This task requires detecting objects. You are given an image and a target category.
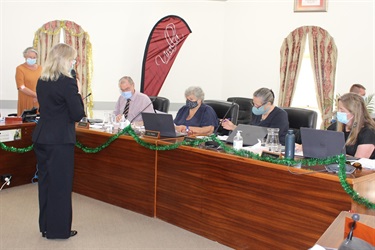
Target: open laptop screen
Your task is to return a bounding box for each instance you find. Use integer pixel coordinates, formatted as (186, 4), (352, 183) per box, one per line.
(226, 124), (268, 146)
(300, 127), (345, 158)
(141, 112), (186, 137)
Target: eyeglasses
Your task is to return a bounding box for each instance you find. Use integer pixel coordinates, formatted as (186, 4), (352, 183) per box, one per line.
(251, 100), (267, 109)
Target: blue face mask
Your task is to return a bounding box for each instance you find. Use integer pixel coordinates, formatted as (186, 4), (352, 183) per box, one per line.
(121, 91), (132, 99)
(252, 106), (267, 116)
(186, 99), (199, 109)
(336, 111), (352, 124)
(26, 58), (37, 66)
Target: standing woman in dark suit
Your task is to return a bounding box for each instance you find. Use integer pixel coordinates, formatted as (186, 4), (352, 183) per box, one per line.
(32, 43), (85, 239)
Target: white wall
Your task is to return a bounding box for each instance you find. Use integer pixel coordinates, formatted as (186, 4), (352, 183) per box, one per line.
(1, 0), (374, 117)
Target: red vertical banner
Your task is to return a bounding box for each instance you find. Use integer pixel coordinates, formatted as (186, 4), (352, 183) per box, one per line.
(140, 15), (192, 96)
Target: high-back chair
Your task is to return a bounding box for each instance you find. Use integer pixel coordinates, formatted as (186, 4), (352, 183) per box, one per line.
(149, 96), (170, 113)
(227, 97), (253, 125)
(204, 100), (239, 135)
(282, 107), (318, 144)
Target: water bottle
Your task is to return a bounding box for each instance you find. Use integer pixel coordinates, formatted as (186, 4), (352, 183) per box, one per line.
(233, 130), (243, 150)
(285, 129), (295, 159)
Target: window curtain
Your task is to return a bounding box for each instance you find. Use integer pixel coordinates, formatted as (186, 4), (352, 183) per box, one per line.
(279, 26), (337, 129)
(307, 26), (337, 129)
(33, 20), (93, 117)
(278, 26), (307, 107)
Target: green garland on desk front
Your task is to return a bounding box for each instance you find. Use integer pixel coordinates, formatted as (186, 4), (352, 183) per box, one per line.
(1, 125), (374, 210)
(0, 142), (33, 153)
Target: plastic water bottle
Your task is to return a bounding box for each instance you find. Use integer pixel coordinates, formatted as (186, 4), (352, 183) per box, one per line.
(285, 129), (295, 159)
(233, 130), (243, 150)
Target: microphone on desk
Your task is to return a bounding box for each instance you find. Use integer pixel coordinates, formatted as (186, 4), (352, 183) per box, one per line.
(205, 99), (236, 148)
(338, 213), (374, 250)
(346, 213), (360, 241)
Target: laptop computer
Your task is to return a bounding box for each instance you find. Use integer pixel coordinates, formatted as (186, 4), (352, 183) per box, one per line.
(300, 127), (346, 158)
(300, 127), (356, 174)
(141, 112), (187, 137)
(226, 124), (268, 146)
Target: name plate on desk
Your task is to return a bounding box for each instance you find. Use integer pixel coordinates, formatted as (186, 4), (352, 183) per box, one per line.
(184, 137), (197, 144)
(0, 129), (22, 142)
(76, 121), (89, 129)
(144, 130), (160, 139)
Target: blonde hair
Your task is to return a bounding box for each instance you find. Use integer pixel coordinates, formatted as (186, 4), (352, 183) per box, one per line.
(40, 43), (77, 81)
(337, 93), (375, 145)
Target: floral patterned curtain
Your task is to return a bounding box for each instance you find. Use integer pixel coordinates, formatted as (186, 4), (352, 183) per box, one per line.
(278, 26), (307, 107)
(307, 26), (337, 129)
(33, 20), (93, 117)
(279, 26), (337, 129)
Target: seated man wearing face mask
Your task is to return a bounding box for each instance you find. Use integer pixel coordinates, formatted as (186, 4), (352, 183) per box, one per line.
(114, 76), (154, 124)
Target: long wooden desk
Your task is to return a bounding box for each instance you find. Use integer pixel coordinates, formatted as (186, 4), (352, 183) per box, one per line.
(2, 124), (374, 249)
(74, 128), (375, 250)
(0, 122), (37, 187)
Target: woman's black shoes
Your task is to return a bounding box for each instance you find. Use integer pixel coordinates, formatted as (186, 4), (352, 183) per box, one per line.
(70, 230), (78, 237)
(42, 230), (77, 238)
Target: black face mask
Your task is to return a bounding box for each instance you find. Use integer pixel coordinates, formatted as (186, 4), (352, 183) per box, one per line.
(186, 99), (199, 109)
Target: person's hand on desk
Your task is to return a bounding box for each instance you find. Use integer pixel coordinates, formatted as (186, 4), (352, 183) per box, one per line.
(115, 114), (123, 122)
(175, 125), (188, 133)
(221, 119), (236, 131)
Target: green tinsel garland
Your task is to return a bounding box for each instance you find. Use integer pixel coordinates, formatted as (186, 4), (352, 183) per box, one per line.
(1, 125), (374, 210)
(0, 142), (33, 153)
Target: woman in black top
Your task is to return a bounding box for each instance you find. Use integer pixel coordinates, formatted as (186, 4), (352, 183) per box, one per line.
(333, 93), (375, 159)
(222, 88), (289, 145)
(32, 43), (85, 239)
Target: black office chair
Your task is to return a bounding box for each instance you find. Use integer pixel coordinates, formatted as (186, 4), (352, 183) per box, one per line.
(204, 100), (239, 136)
(149, 96), (170, 113)
(282, 107), (318, 144)
(227, 97), (253, 125)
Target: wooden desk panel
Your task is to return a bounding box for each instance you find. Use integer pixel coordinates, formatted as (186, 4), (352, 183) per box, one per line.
(0, 123), (37, 187)
(156, 146), (355, 250)
(74, 129), (157, 217)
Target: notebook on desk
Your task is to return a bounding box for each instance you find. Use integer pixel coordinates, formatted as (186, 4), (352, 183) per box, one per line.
(226, 124), (268, 146)
(141, 112), (187, 138)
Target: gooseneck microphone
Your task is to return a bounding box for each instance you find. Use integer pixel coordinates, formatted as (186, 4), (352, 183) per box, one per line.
(347, 213), (360, 241)
(213, 99), (236, 136)
(129, 101), (153, 124)
(205, 100), (236, 148)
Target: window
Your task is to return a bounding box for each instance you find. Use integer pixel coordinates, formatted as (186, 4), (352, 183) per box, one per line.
(291, 38), (321, 128)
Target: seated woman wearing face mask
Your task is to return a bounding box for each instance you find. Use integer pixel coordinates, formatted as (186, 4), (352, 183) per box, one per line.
(328, 93), (375, 159)
(174, 86), (218, 135)
(222, 87), (289, 145)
